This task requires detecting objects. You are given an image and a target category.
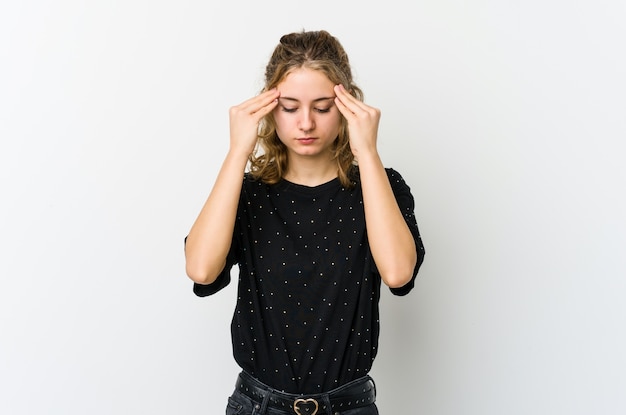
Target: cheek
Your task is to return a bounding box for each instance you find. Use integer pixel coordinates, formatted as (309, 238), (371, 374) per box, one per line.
(326, 113), (342, 135)
(272, 111), (291, 132)
(272, 113), (292, 144)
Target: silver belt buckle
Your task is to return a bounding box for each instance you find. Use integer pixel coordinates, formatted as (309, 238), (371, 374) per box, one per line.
(293, 397), (319, 415)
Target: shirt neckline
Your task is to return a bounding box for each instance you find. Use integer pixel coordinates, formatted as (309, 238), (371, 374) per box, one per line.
(276, 177), (341, 195)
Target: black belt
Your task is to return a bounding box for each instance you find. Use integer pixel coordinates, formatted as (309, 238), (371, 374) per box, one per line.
(234, 371), (376, 415)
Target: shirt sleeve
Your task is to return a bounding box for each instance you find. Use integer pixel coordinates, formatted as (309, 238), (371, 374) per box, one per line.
(385, 168), (426, 296)
(183, 235), (236, 297)
(192, 268), (232, 297)
(186, 178), (247, 297)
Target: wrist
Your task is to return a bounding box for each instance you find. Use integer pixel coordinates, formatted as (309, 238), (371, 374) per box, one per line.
(353, 148), (381, 166)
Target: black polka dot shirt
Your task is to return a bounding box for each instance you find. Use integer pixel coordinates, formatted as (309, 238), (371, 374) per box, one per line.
(193, 167), (425, 394)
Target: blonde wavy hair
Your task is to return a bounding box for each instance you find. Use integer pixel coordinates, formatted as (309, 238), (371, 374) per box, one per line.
(249, 30), (364, 188)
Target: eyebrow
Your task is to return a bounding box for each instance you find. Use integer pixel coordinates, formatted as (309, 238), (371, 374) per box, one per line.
(278, 97), (335, 104)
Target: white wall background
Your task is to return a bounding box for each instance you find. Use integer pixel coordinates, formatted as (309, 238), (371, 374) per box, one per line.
(1, 1), (624, 414)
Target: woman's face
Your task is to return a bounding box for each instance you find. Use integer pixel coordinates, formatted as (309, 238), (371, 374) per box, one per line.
(273, 67), (342, 161)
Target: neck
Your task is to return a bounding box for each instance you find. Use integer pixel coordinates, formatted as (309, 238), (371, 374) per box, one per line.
(284, 160), (337, 187)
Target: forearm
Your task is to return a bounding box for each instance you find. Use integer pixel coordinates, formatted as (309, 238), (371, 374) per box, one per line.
(358, 152), (417, 288)
(185, 150), (248, 284)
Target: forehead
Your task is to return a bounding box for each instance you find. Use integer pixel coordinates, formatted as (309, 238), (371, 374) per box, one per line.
(277, 68), (335, 101)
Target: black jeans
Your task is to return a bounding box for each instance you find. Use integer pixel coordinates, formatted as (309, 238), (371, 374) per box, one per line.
(225, 372), (379, 415)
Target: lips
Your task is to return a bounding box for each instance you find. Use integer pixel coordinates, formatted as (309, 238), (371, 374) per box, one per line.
(296, 137), (317, 144)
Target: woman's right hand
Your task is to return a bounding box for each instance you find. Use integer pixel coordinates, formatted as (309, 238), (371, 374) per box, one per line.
(228, 88), (280, 155)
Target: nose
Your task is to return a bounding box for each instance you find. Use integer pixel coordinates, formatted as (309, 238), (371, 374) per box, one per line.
(298, 110), (315, 133)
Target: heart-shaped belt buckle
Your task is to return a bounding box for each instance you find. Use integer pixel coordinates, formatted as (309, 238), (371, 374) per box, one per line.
(293, 398), (319, 415)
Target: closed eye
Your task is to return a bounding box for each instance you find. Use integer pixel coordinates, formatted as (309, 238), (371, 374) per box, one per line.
(281, 107), (332, 113)
(280, 105), (333, 114)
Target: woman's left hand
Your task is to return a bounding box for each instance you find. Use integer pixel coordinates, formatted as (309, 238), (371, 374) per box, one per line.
(334, 84), (381, 159)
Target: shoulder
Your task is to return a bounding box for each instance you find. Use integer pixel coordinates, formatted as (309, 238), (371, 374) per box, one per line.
(384, 167), (410, 187)
(383, 167), (415, 204)
(352, 165), (410, 187)
(239, 173), (269, 201)
(242, 172), (267, 188)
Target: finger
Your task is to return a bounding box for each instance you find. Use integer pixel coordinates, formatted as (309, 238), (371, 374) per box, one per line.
(334, 84), (368, 113)
(249, 89), (280, 114)
(334, 95), (356, 120)
(239, 89), (280, 114)
(254, 96), (279, 118)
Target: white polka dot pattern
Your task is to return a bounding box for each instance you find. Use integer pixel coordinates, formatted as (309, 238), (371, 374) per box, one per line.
(193, 167), (425, 394)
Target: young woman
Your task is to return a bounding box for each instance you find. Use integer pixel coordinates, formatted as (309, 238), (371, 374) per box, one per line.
(185, 30), (425, 415)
